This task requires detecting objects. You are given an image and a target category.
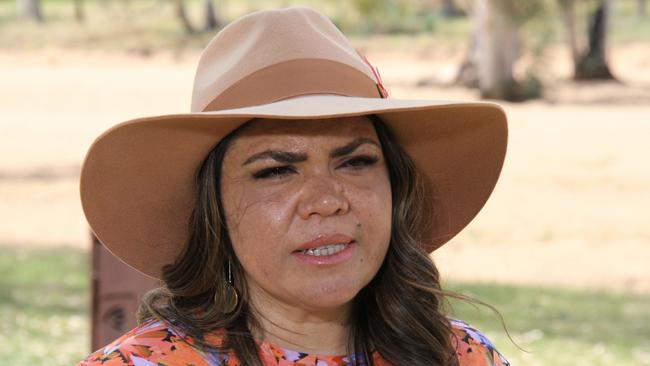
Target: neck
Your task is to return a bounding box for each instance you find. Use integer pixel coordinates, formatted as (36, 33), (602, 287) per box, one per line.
(246, 281), (353, 356)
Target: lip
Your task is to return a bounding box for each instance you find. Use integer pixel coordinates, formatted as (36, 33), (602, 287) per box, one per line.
(292, 240), (357, 266)
(292, 233), (356, 266)
(293, 233), (355, 252)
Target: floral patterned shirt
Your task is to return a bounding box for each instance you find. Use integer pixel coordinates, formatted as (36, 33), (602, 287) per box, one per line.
(76, 318), (509, 366)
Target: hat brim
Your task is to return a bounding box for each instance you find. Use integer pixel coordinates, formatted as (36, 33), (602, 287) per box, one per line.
(80, 94), (507, 279)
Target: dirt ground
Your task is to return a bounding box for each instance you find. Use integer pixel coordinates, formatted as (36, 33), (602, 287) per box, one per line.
(1, 42), (649, 293)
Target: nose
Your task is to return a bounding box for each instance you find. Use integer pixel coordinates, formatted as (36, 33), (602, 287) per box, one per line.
(297, 175), (350, 219)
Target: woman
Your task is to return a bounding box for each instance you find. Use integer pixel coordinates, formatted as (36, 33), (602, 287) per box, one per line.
(77, 6), (510, 366)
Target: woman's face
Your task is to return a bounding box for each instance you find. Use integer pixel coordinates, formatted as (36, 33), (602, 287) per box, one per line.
(220, 116), (392, 313)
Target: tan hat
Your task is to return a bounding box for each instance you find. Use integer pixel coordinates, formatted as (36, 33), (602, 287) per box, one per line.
(80, 6), (508, 279)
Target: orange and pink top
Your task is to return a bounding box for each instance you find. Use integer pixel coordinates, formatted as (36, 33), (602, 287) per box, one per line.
(77, 318), (509, 366)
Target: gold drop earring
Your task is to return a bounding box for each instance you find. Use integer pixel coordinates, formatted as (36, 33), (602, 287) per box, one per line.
(221, 260), (239, 314)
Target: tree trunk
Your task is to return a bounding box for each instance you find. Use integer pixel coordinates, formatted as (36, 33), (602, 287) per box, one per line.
(638, 0), (646, 17)
(203, 0), (220, 31)
(454, 28), (479, 88)
(17, 0), (44, 22)
(472, 0), (522, 100)
(574, 0), (615, 80)
(559, 0), (580, 65)
(441, 0), (464, 18)
(73, 0), (85, 22)
(175, 0), (195, 34)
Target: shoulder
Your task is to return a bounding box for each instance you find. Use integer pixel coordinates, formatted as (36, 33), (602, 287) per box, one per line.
(449, 318), (510, 366)
(75, 318), (233, 366)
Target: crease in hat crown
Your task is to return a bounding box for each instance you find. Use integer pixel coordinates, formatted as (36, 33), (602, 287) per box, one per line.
(191, 7), (382, 113)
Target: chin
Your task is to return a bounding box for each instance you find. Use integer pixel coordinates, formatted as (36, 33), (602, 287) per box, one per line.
(297, 277), (367, 310)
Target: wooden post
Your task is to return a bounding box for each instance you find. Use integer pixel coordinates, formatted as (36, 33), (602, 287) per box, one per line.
(90, 234), (159, 351)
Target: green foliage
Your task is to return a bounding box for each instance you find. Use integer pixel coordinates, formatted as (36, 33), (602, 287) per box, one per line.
(0, 245), (90, 365)
(1, 0), (648, 54)
(347, 0), (439, 34)
(445, 281), (650, 365)
(519, 72), (545, 100)
(497, 0), (549, 27)
(610, 0), (650, 43)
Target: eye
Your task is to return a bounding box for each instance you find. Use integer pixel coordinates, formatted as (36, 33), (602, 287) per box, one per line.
(252, 166), (296, 180)
(339, 155), (379, 169)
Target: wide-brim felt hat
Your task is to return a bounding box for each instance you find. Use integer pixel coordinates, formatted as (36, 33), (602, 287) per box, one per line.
(80, 6), (508, 280)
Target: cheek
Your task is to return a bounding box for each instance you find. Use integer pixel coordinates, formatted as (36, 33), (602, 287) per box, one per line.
(359, 184), (391, 224)
(352, 172), (392, 222)
(349, 176), (392, 254)
(222, 186), (295, 272)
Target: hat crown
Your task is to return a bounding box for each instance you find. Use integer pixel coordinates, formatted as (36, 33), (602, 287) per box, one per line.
(191, 7), (382, 112)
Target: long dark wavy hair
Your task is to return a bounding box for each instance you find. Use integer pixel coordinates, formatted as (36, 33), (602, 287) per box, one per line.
(137, 114), (484, 365)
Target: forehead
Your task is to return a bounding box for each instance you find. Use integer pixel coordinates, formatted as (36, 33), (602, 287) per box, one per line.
(231, 116), (377, 141)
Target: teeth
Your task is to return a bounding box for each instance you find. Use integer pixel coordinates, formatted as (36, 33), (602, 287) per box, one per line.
(303, 243), (347, 256)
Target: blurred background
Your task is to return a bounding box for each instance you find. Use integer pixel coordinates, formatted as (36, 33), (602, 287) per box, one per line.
(1, 0), (649, 365)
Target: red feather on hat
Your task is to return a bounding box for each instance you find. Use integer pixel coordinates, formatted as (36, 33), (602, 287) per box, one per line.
(359, 53), (390, 99)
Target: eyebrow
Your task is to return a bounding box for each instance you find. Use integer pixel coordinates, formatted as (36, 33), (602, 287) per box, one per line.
(242, 137), (380, 166)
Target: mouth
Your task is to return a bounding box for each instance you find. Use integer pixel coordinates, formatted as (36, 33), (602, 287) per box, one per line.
(293, 233), (355, 257)
(299, 242), (353, 257)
